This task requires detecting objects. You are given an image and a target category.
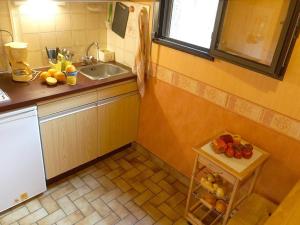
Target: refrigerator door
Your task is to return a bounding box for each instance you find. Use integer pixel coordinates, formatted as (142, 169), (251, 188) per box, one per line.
(0, 106), (46, 212)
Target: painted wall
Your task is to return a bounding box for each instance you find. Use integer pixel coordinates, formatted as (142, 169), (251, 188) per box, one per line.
(137, 33), (300, 203)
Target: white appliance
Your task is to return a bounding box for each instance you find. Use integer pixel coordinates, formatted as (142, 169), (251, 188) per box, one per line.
(0, 106), (46, 212)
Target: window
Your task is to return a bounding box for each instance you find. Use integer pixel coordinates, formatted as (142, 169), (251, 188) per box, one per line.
(168, 0), (219, 48)
(153, 0), (219, 60)
(154, 0), (300, 79)
(211, 0), (300, 79)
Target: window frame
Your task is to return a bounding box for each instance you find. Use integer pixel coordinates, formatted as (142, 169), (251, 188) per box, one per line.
(152, 0), (214, 61)
(153, 0), (300, 79)
(210, 0), (300, 80)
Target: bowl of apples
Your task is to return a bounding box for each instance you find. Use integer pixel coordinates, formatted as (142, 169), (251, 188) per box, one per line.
(211, 134), (253, 159)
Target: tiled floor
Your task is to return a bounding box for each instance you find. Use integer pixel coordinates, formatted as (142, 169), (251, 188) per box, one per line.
(0, 147), (190, 225)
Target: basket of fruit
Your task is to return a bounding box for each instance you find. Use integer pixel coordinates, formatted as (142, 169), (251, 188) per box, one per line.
(211, 134), (253, 159)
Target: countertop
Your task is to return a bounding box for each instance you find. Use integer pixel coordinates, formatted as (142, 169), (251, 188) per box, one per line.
(0, 63), (136, 113)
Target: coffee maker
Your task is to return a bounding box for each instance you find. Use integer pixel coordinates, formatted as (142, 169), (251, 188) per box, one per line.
(4, 42), (32, 82)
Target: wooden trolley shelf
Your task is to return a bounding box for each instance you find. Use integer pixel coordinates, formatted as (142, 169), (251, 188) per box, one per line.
(185, 132), (269, 225)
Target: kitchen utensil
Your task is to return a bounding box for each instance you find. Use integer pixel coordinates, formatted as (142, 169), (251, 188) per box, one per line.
(112, 2), (129, 38)
(55, 47), (60, 61)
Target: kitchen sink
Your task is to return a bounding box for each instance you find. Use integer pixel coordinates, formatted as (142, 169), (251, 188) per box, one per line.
(80, 63), (129, 80)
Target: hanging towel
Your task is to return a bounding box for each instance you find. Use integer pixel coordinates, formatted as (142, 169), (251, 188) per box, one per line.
(132, 7), (150, 97)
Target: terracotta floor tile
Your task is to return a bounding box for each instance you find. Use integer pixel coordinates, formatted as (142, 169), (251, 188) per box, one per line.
(37, 209), (65, 225)
(0, 207), (30, 225)
(1, 147), (189, 225)
(73, 198), (95, 217)
(19, 208), (48, 225)
(124, 201), (146, 220)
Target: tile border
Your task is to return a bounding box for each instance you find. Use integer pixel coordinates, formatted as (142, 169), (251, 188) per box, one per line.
(151, 63), (300, 142)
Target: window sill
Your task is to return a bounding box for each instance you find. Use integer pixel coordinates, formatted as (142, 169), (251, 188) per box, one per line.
(153, 38), (214, 61)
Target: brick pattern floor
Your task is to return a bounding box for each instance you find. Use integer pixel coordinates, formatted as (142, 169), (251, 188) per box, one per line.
(0, 147), (190, 225)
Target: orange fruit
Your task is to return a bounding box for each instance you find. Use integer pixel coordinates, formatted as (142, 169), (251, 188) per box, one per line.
(46, 77), (57, 86)
(65, 65), (76, 73)
(54, 71), (66, 83)
(40, 71), (51, 82)
(48, 68), (57, 77)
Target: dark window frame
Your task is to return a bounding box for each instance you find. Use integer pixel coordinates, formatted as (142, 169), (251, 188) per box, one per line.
(153, 0), (300, 80)
(210, 0), (300, 80)
(152, 0), (214, 61)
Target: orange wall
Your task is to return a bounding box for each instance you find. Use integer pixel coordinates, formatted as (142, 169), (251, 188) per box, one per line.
(137, 38), (300, 203)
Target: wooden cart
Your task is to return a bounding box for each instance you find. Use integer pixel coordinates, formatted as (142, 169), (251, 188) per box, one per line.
(185, 133), (269, 225)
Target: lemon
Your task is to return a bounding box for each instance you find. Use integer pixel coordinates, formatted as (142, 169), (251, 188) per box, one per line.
(46, 77), (57, 86)
(48, 68), (57, 77)
(65, 65), (76, 73)
(40, 71), (51, 82)
(54, 71), (66, 83)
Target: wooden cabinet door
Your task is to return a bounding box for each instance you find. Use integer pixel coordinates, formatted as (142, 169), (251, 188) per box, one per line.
(98, 93), (140, 156)
(40, 106), (98, 179)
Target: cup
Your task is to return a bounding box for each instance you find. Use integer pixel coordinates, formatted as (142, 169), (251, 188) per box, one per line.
(66, 70), (78, 85)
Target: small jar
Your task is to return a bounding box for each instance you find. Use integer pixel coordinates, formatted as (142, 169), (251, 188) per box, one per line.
(66, 71), (78, 85)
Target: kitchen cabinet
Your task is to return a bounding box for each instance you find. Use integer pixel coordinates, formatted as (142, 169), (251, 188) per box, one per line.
(39, 91), (98, 179)
(98, 91), (140, 156)
(38, 81), (139, 179)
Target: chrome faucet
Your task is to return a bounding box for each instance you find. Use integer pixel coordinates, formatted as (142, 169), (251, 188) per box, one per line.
(82, 42), (100, 65)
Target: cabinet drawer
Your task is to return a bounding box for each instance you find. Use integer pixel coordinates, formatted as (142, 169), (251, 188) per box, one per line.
(98, 81), (137, 101)
(198, 156), (236, 184)
(38, 91), (97, 117)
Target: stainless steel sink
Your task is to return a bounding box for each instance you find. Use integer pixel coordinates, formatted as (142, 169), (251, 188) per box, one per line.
(80, 63), (128, 80)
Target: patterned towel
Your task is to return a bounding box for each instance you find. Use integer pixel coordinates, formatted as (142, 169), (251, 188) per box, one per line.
(132, 7), (150, 97)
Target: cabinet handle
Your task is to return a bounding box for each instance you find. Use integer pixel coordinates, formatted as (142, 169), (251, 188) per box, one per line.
(97, 91), (139, 106)
(39, 102), (97, 123)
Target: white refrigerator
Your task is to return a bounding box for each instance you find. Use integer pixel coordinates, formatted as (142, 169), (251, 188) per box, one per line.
(0, 106), (46, 212)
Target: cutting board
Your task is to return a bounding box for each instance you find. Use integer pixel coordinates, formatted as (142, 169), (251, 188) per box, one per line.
(112, 2), (129, 38)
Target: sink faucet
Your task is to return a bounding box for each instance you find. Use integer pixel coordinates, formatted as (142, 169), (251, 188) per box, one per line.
(82, 42), (100, 65)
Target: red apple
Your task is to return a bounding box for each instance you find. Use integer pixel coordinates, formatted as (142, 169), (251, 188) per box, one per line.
(242, 144), (253, 159)
(234, 150), (243, 159)
(225, 144), (234, 158)
(219, 134), (234, 144)
(242, 149), (253, 159)
(211, 138), (227, 154)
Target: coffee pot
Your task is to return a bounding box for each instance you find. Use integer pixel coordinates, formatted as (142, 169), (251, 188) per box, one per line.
(4, 42), (32, 82)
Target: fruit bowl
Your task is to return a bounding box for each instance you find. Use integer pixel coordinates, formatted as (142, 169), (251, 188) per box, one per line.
(211, 134), (254, 159)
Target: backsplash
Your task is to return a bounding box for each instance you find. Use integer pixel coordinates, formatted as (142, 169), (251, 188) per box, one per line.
(0, 1), (148, 72)
(107, 2), (149, 68)
(0, 1), (108, 70)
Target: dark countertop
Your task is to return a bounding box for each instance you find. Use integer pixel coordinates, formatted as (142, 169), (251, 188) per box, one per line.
(0, 63), (136, 113)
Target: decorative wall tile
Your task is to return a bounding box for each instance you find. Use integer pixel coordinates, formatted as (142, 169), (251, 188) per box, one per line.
(203, 86), (228, 108)
(156, 66), (173, 84)
(226, 95), (263, 122)
(172, 72), (199, 95)
(154, 64), (300, 142)
(266, 111), (300, 140)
